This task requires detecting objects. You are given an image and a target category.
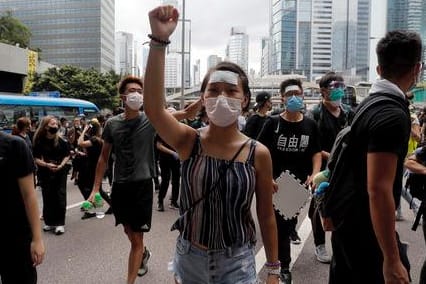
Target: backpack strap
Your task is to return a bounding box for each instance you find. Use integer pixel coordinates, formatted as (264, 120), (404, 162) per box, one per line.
(350, 93), (407, 127)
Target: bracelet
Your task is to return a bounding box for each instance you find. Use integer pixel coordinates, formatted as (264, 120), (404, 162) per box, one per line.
(148, 34), (170, 46)
(149, 41), (167, 50)
(264, 260), (281, 268)
(264, 266), (281, 276)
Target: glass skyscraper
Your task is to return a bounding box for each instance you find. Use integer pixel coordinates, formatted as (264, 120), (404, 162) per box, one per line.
(0, 0), (115, 72)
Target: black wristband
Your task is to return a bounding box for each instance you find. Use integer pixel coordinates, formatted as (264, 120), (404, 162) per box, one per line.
(148, 34), (171, 45)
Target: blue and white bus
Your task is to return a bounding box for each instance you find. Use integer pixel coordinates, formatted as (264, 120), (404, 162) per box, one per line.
(0, 94), (99, 131)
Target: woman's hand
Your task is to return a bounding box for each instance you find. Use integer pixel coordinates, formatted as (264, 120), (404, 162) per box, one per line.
(148, 5), (179, 42)
(31, 239), (45, 267)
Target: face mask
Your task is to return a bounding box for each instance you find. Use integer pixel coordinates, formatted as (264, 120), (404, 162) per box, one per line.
(125, 92), (143, 111)
(330, 99), (341, 107)
(286, 95), (304, 112)
(329, 88), (345, 101)
(204, 95), (242, 127)
(48, 127), (58, 134)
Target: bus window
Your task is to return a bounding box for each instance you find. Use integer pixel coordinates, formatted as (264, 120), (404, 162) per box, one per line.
(44, 106), (78, 121)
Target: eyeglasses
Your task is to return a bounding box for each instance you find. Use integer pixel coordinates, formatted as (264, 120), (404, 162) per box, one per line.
(126, 88), (143, 94)
(328, 81), (346, 90)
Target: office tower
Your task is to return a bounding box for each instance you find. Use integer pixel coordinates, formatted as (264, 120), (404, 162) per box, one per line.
(332, 0), (357, 74)
(162, 0), (191, 88)
(115, 31), (134, 76)
(226, 27), (249, 73)
(261, 37), (272, 77)
(207, 55), (222, 70)
(269, 0), (315, 79)
(0, 0), (115, 72)
(193, 59), (200, 86)
(356, 0), (371, 79)
(387, 0), (426, 80)
(310, 0), (333, 81)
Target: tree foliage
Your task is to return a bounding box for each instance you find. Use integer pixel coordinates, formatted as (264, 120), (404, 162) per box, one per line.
(0, 11), (31, 48)
(30, 65), (121, 109)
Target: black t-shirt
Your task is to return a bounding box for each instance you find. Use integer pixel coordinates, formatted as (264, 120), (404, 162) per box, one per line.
(259, 115), (321, 180)
(309, 103), (353, 153)
(350, 95), (410, 219)
(0, 132), (36, 242)
(155, 134), (176, 160)
(243, 113), (270, 140)
(33, 136), (70, 180)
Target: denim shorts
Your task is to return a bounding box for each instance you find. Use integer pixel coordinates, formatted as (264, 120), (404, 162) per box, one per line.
(169, 236), (257, 284)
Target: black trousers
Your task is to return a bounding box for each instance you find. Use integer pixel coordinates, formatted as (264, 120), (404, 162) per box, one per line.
(0, 240), (37, 284)
(158, 156), (180, 204)
(308, 198), (326, 246)
(420, 213), (426, 284)
(40, 170), (67, 226)
(329, 222), (410, 284)
(275, 210), (297, 269)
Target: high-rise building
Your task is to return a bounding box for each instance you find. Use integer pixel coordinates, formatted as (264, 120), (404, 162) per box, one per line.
(0, 0), (115, 72)
(193, 59), (200, 86)
(310, 0), (333, 81)
(115, 31), (134, 76)
(332, 0), (357, 74)
(162, 0), (191, 88)
(387, 0), (426, 80)
(356, 0), (371, 79)
(226, 27), (249, 73)
(207, 55), (222, 70)
(268, 0), (316, 80)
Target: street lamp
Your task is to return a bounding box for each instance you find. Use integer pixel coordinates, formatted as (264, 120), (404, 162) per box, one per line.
(180, 0), (186, 110)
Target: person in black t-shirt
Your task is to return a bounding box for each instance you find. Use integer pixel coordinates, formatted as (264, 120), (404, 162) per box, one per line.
(328, 30), (422, 284)
(243, 91), (272, 140)
(306, 72), (354, 264)
(33, 116), (70, 235)
(0, 132), (45, 284)
(77, 118), (112, 219)
(259, 79), (321, 283)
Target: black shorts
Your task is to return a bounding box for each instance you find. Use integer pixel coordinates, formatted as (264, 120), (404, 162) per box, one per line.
(111, 179), (153, 232)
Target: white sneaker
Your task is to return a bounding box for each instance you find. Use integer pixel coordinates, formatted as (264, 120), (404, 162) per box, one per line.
(43, 225), (54, 231)
(315, 244), (331, 263)
(395, 210), (404, 221)
(55, 226), (65, 235)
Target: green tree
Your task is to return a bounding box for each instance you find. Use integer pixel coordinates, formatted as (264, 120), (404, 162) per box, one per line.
(0, 11), (31, 48)
(30, 65), (121, 109)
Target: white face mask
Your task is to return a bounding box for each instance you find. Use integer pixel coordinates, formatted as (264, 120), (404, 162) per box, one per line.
(204, 95), (242, 127)
(125, 92), (143, 111)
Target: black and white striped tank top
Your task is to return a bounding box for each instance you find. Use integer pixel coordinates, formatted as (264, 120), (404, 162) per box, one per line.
(179, 135), (258, 249)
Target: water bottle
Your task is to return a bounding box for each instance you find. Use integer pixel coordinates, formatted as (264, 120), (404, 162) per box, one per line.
(94, 193), (105, 219)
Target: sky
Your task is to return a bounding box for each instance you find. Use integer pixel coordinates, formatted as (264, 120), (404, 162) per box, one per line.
(115, 0), (270, 76)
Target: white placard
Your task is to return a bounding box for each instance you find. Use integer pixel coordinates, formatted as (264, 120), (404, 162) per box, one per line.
(273, 171), (311, 219)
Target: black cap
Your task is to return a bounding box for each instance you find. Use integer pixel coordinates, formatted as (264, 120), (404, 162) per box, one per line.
(255, 92), (272, 105)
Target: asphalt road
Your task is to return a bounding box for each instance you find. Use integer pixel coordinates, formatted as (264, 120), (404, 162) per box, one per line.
(34, 178), (425, 284)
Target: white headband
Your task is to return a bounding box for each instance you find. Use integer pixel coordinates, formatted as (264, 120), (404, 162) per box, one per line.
(284, 85), (301, 94)
(208, 70), (239, 85)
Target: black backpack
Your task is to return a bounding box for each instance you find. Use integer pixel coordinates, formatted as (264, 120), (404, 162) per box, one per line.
(405, 173), (426, 201)
(319, 93), (409, 231)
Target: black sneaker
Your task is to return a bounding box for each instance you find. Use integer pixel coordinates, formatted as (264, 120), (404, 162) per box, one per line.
(290, 230), (301, 245)
(280, 269), (292, 284)
(137, 247), (151, 277)
(169, 202), (179, 210)
(157, 201), (164, 212)
(81, 212), (96, 220)
(105, 207), (113, 215)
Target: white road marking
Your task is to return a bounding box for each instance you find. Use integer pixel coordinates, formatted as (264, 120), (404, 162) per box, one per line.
(255, 213), (312, 273)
